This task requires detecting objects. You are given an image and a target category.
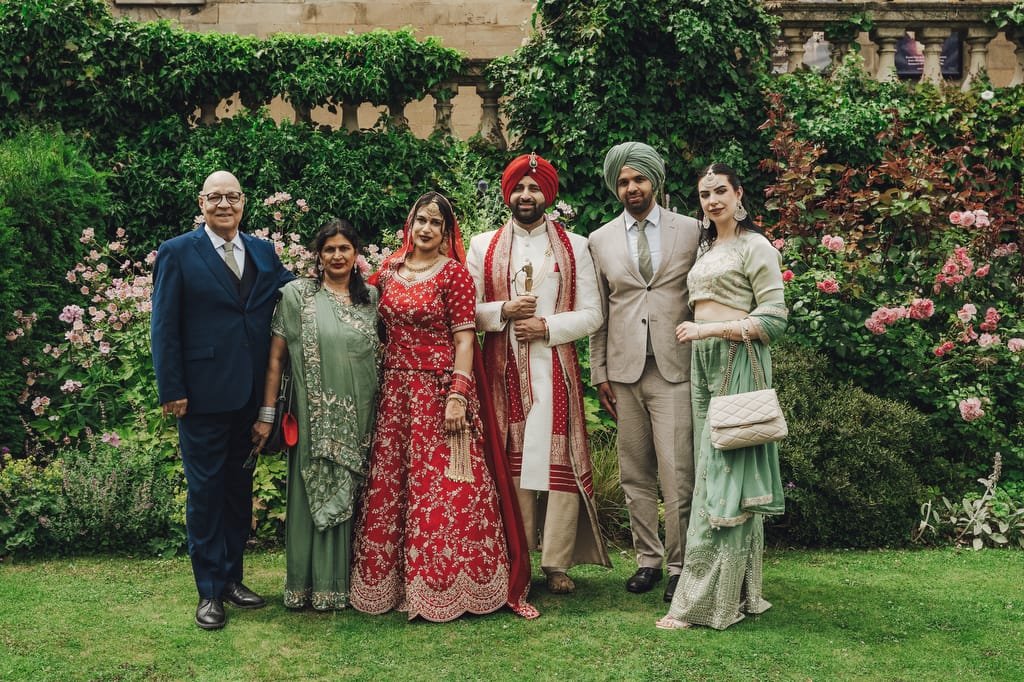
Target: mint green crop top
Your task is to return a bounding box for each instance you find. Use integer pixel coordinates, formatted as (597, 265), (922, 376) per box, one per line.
(687, 231), (787, 320)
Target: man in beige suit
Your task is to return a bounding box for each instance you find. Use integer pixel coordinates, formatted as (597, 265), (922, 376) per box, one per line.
(588, 142), (699, 602)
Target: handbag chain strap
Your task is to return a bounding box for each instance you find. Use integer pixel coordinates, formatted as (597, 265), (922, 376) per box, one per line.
(716, 320), (768, 397)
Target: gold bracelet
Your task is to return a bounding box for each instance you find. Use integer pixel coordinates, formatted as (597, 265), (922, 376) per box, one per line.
(696, 325), (702, 340)
(721, 322), (731, 340)
(447, 393), (468, 406)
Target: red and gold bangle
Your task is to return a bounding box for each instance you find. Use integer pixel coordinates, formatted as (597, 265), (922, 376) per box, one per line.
(450, 371), (473, 397)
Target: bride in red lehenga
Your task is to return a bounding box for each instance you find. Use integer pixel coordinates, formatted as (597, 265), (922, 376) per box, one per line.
(350, 191), (538, 622)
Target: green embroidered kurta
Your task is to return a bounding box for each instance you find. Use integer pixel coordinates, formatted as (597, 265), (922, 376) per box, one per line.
(271, 278), (379, 610)
(666, 232), (787, 630)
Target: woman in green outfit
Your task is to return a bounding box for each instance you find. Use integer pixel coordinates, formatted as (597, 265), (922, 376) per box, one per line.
(656, 164), (787, 630)
(254, 219), (379, 610)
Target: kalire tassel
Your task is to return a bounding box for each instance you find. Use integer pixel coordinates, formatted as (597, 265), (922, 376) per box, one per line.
(444, 427), (474, 483)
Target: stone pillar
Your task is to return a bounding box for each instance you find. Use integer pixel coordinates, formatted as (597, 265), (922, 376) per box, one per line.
(782, 27), (809, 73)
(962, 26), (998, 91)
(871, 27), (907, 82)
(431, 83), (457, 137)
(476, 82), (507, 150)
(341, 102), (359, 133)
(919, 27), (949, 84)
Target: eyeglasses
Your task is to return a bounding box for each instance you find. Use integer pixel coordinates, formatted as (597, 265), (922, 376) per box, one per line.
(201, 191), (244, 206)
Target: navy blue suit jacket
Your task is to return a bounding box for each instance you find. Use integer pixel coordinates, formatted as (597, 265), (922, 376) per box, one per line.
(150, 225), (294, 415)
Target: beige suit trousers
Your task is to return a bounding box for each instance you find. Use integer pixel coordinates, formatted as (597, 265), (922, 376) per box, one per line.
(613, 356), (694, 575)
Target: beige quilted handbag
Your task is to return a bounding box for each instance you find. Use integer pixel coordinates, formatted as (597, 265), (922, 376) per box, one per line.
(707, 325), (788, 451)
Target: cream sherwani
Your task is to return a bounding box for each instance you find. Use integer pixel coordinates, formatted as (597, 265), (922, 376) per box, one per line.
(467, 219), (610, 572)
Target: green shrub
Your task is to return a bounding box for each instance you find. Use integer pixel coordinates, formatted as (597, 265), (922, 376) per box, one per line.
(769, 343), (937, 548)
(50, 435), (184, 556)
(0, 451), (64, 556)
(0, 128), (110, 453)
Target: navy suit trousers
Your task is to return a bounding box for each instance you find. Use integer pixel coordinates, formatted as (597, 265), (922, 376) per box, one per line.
(178, 398), (258, 599)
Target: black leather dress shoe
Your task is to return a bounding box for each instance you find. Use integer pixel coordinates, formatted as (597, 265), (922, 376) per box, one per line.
(196, 598), (226, 630)
(626, 567), (663, 593)
(222, 582), (266, 609)
(663, 574), (680, 602)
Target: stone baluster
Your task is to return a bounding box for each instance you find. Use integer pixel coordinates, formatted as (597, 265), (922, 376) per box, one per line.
(918, 27), (949, 84)
(871, 27), (907, 82)
(1010, 28), (1024, 87)
(962, 26), (998, 91)
(476, 82), (507, 150)
(341, 102), (359, 133)
(830, 39), (852, 70)
(431, 83), (457, 137)
(387, 99), (409, 132)
(293, 102), (312, 125)
(199, 99), (219, 126)
(782, 26), (809, 73)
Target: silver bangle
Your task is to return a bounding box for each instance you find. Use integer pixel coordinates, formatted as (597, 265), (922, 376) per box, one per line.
(257, 406), (277, 423)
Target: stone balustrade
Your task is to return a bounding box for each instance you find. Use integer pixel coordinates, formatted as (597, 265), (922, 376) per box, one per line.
(771, 1), (1024, 89)
(111, 1), (1024, 141)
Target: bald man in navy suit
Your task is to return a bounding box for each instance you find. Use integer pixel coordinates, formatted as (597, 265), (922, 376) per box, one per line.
(151, 170), (293, 629)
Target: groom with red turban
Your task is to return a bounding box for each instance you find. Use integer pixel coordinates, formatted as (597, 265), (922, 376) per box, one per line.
(467, 153), (611, 594)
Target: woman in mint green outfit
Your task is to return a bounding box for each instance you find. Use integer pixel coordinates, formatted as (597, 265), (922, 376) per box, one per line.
(657, 164), (787, 630)
(254, 219), (379, 610)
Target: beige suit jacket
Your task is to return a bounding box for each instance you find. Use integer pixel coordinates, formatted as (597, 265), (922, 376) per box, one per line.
(588, 207), (700, 385)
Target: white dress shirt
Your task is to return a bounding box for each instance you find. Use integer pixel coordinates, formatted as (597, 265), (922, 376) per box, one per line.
(205, 224), (246, 277)
(622, 203), (662, 274)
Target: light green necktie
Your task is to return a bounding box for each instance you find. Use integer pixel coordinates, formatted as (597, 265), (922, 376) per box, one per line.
(222, 241), (242, 279)
(636, 219), (653, 283)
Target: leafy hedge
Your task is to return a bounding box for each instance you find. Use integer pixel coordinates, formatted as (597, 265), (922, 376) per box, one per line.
(489, 0), (778, 228)
(0, 0), (462, 141)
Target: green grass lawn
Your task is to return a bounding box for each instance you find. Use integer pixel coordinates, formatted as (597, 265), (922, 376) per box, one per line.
(1, 548), (1021, 681)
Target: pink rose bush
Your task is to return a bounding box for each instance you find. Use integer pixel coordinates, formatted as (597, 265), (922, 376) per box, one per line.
(15, 194), (392, 449)
(958, 398), (985, 422)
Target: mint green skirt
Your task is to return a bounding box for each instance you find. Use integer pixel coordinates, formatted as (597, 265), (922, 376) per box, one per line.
(666, 334), (784, 629)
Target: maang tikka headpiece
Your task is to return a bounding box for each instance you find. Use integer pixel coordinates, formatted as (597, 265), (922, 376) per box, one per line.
(700, 167), (718, 189)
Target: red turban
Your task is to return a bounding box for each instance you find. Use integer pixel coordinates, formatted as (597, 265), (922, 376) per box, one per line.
(501, 153), (559, 206)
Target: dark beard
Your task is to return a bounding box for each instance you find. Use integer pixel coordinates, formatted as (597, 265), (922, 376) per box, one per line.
(512, 201), (546, 226)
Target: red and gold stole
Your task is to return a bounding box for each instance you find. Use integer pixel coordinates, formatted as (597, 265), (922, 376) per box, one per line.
(480, 219), (593, 496)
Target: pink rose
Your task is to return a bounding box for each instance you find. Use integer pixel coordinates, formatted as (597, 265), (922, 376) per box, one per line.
(960, 212), (976, 227)
(908, 298), (935, 320)
(948, 211), (963, 225)
(826, 236), (844, 252)
(816, 278), (840, 294)
(958, 397), (984, 422)
(974, 210), (990, 228)
(782, 269), (794, 283)
(933, 341), (955, 357)
(773, 238), (785, 250)
(974, 264), (990, 278)
(865, 317), (887, 335)
(1007, 338), (1024, 353)
(977, 334), (1000, 348)
(957, 304), (978, 323)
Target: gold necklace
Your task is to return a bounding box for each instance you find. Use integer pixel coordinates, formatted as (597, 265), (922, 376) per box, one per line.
(403, 256), (441, 280)
(323, 281), (351, 301)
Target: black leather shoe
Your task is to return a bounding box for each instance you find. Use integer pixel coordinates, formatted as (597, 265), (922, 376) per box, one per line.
(626, 567), (663, 593)
(222, 582), (266, 609)
(195, 598), (225, 630)
(663, 574), (680, 602)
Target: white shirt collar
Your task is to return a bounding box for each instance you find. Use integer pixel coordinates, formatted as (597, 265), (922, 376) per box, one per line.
(623, 203), (661, 230)
(204, 224), (243, 250)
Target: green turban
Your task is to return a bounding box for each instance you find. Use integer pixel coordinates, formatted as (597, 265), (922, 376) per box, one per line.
(602, 142), (666, 197)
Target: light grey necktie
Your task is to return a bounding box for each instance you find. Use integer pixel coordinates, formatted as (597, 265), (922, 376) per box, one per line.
(636, 219), (653, 283)
(222, 241), (242, 279)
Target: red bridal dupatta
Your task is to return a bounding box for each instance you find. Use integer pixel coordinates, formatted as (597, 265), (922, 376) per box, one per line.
(369, 193), (537, 619)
